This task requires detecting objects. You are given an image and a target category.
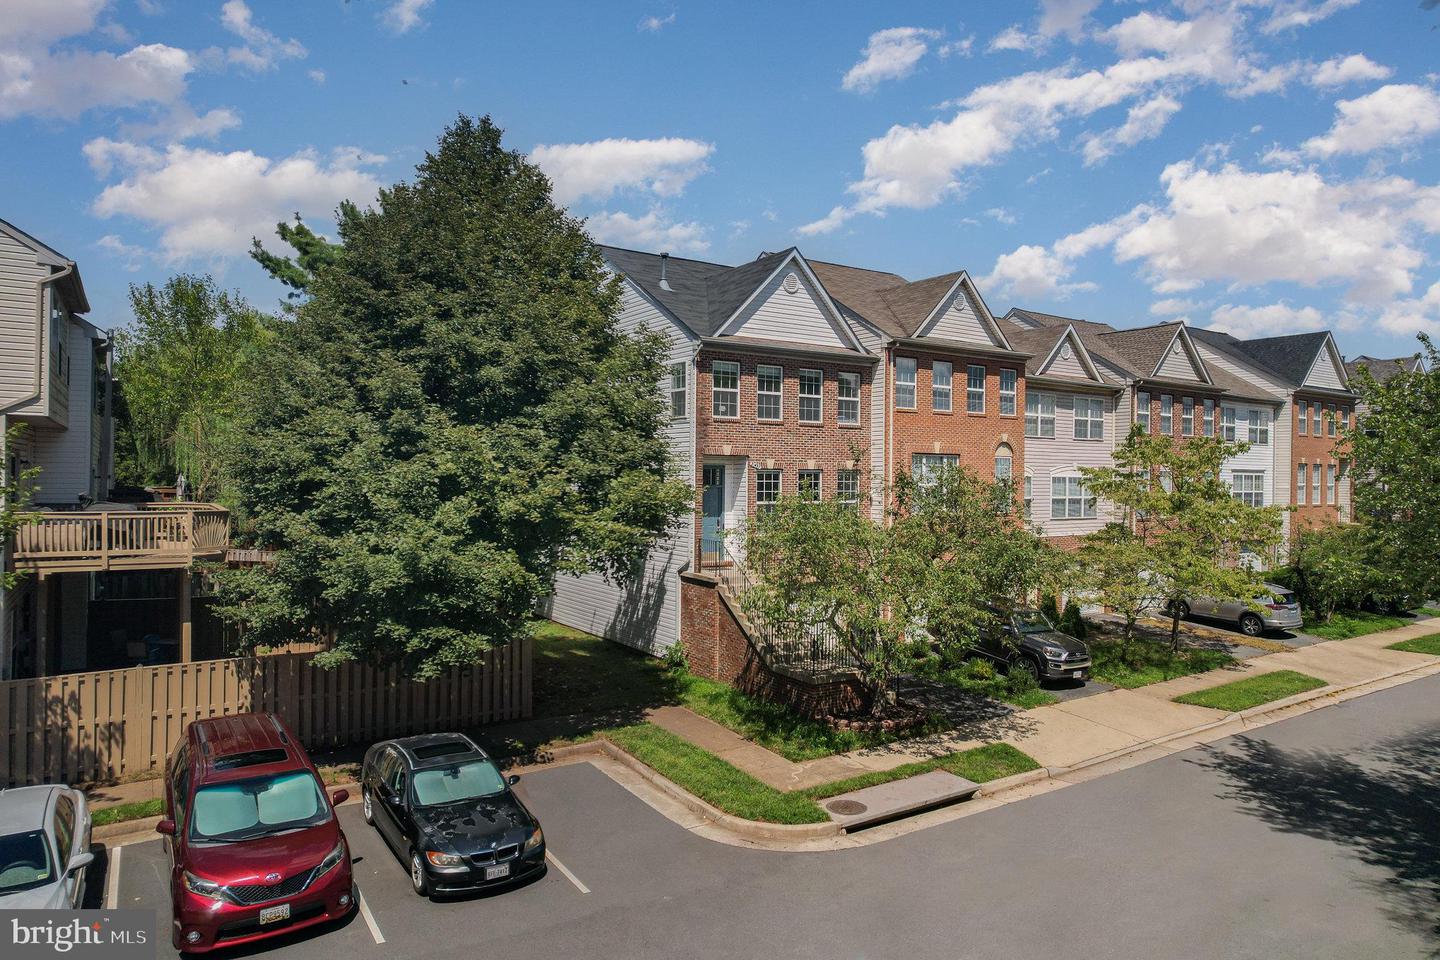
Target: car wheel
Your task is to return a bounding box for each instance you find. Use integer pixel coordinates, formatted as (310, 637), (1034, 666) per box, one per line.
(1239, 613), (1264, 637)
(1172, 600), (1191, 619)
(409, 850), (430, 898)
(362, 788), (374, 825)
(1013, 656), (1041, 683)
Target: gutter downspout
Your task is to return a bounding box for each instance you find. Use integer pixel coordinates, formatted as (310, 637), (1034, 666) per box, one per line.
(0, 262), (74, 416)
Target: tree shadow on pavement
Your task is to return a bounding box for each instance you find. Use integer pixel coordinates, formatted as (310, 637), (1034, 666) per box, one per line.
(1192, 726), (1440, 953)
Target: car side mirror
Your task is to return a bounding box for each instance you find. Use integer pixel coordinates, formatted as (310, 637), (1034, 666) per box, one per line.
(387, 792), (403, 805)
(155, 819), (176, 836)
(68, 851), (95, 874)
(507, 774), (520, 786)
(330, 789), (349, 807)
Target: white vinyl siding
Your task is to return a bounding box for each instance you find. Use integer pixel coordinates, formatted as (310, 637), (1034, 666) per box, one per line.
(1303, 347), (1346, 390)
(756, 364), (782, 421)
(931, 360), (952, 413)
(919, 282), (1005, 346)
(895, 357), (917, 409)
(723, 264), (853, 350)
(0, 233), (54, 416)
(29, 321), (104, 504)
(1156, 337), (1204, 381)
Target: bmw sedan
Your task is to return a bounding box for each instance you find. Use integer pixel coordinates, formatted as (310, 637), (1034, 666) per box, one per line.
(0, 785), (94, 909)
(360, 734), (544, 898)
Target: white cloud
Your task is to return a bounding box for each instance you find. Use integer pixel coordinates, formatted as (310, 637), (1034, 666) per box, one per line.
(308, 68), (326, 84)
(938, 36), (974, 59)
(1302, 84), (1440, 157)
(0, 0), (106, 45)
(638, 13), (676, 33)
(96, 233), (146, 271)
(583, 209), (708, 254)
(797, 204), (856, 237)
(983, 243), (1096, 299)
(1259, 0), (1363, 35)
(0, 42), (194, 120)
(1038, 0), (1101, 41)
(1307, 53), (1391, 89)
(122, 104), (242, 142)
(87, 139), (383, 261)
(1081, 93), (1182, 166)
(985, 207), (1017, 225)
(220, 0), (305, 72)
(1206, 302), (1325, 337)
(842, 27), (940, 93)
(1377, 280), (1440, 335)
(531, 137), (713, 206)
(1150, 297), (1198, 315)
(381, 0), (433, 35)
(987, 26), (1042, 54)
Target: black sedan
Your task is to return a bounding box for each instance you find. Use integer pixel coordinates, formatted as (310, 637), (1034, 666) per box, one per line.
(360, 733), (545, 898)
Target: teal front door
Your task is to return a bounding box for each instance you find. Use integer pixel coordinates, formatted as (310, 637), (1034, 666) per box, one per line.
(701, 465), (725, 564)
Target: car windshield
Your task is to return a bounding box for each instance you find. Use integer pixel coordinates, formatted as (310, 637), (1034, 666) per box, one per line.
(189, 771), (330, 843)
(0, 830), (54, 894)
(1010, 610), (1055, 634)
(411, 760), (506, 807)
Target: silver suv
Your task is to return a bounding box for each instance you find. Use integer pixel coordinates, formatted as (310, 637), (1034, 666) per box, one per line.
(1174, 582), (1303, 636)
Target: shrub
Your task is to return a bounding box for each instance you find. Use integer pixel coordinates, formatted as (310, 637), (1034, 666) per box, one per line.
(1059, 600), (1088, 640)
(1288, 525), (1423, 620)
(1039, 593), (1061, 625)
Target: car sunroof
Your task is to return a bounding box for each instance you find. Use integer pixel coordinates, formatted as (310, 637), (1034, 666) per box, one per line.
(411, 741), (471, 760)
(212, 748), (288, 769)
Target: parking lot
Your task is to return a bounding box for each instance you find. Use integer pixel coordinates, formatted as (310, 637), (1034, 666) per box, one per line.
(91, 675), (1440, 960)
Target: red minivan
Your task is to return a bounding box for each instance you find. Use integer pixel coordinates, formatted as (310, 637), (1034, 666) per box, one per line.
(159, 713), (353, 953)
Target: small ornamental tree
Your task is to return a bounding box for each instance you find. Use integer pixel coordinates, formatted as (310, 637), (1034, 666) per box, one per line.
(741, 465), (1060, 711)
(1344, 334), (1440, 604)
(1080, 430), (1284, 652)
(0, 424), (38, 593)
(215, 116), (690, 677)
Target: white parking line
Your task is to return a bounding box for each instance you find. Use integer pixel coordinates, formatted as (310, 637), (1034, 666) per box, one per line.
(545, 851), (590, 894)
(356, 885), (386, 944)
(104, 845), (122, 909)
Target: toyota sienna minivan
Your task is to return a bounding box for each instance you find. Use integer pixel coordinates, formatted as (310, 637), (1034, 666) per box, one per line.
(159, 713), (353, 953)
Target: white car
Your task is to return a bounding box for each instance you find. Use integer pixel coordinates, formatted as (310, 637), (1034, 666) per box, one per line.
(0, 785), (93, 909)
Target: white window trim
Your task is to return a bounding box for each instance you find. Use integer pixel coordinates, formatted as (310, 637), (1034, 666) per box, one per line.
(1136, 392), (1151, 432)
(1297, 400), (1308, 435)
(1050, 474), (1097, 520)
(1181, 397), (1194, 436)
(895, 357), (917, 410)
(932, 360), (953, 413)
(966, 364), (986, 414)
(798, 368), (823, 423)
(1026, 391), (1055, 439)
(1203, 397), (1215, 437)
(712, 360), (740, 419)
(1160, 394), (1173, 435)
(755, 468), (781, 511)
(1074, 395), (1104, 441)
(836, 468), (860, 505)
(756, 363), (783, 422)
(1230, 470), (1265, 508)
(1221, 406), (1237, 442)
(798, 468), (822, 500)
(999, 368), (1018, 416)
(837, 371), (861, 425)
(669, 361), (687, 419)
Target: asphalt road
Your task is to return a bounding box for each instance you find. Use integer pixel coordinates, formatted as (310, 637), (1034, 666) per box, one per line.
(112, 673), (1440, 960)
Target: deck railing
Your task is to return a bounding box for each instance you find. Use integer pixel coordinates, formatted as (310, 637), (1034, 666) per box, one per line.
(11, 503), (231, 572)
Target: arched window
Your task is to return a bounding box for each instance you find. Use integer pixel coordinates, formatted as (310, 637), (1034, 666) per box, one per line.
(994, 443), (1013, 481)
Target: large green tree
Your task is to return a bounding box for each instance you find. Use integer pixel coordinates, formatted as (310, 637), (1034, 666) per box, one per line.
(250, 213), (346, 299)
(1345, 335), (1440, 603)
(113, 276), (275, 503)
(215, 115), (690, 677)
(1080, 431), (1284, 651)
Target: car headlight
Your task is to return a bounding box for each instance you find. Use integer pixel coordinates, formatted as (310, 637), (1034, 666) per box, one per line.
(1043, 646), (1067, 660)
(182, 871), (226, 901)
(425, 850), (466, 869)
(316, 839), (347, 877)
(523, 827), (543, 854)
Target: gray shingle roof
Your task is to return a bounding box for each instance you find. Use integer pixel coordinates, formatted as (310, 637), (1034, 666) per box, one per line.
(601, 246), (730, 336)
(1189, 328), (1337, 389)
(1344, 354), (1420, 384)
(1097, 324), (1191, 379)
(702, 249), (795, 333)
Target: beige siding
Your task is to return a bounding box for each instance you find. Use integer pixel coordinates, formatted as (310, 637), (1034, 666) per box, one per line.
(920, 283), (1003, 347)
(0, 233), (44, 409)
(1155, 337), (1204, 381)
(29, 320), (101, 504)
(1028, 391), (1117, 538)
(1304, 349), (1346, 390)
(1040, 342), (1090, 380)
(724, 265), (853, 350)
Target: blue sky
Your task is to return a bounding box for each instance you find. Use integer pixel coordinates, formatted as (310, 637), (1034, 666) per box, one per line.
(3, 0), (1439, 359)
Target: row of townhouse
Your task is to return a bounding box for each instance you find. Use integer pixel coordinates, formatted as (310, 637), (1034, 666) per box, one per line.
(545, 244), (1368, 656)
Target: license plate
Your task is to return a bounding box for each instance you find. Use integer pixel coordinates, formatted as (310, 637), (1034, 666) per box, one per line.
(258, 903), (290, 925)
(485, 863), (510, 881)
(1072, 670), (1083, 679)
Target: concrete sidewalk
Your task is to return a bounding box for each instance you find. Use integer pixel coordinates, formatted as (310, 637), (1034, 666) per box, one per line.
(646, 616), (1440, 791)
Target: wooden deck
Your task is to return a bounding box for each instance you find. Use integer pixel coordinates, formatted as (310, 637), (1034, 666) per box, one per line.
(11, 503), (231, 573)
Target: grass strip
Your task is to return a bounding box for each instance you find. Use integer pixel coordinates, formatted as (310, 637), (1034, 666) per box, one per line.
(803, 743), (1040, 801)
(1304, 609), (1414, 640)
(1173, 670), (1326, 712)
(91, 798), (163, 827)
(1387, 632), (1440, 656)
(603, 724), (828, 824)
(1089, 640), (1236, 689)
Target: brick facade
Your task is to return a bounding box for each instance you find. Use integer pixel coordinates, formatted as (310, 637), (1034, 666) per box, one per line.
(1290, 392), (1354, 535)
(1132, 388), (1222, 440)
(888, 347), (1025, 488)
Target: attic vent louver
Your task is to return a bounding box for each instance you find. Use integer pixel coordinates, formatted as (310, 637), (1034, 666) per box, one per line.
(782, 272), (800, 295)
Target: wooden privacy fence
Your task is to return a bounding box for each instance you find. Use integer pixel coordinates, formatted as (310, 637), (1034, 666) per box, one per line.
(0, 636), (531, 788)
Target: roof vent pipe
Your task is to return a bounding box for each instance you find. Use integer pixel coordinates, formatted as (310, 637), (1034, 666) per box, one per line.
(658, 252), (672, 291)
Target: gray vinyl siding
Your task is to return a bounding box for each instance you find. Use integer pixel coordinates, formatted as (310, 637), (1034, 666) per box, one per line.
(848, 319), (887, 522)
(30, 320), (100, 505)
(1027, 391), (1117, 538)
(1303, 350), (1346, 390)
(1155, 339), (1204, 381)
(0, 233), (45, 410)
(1041, 346), (1089, 380)
(919, 282), (1002, 346)
(544, 279), (695, 654)
(724, 266), (853, 350)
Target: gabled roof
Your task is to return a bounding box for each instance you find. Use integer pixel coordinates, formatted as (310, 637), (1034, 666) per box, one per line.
(0, 217), (90, 313)
(999, 319), (1117, 385)
(706, 248), (797, 332)
(1345, 353), (1424, 384)
(1189, 328), (1340, 390)
(1098, 323), (1210, 385)
(808, 260), (1012, 349)
(807, 260), (908, 336)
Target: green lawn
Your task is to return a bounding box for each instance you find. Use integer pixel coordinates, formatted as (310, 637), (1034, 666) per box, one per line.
(530, 620), (679, 719)
(802, 743), (1040, 801)
(92, 798), (163, 827)
(922, 658), (1059, 710)
(1417, 607), (1440, 619)
(1174, 670), (1327, 712)
(1089, 638), (1236, 689)
(1303, 609), (1417, 641)
(604, 724), (829, 824)
(1387, 632), (1440, 656)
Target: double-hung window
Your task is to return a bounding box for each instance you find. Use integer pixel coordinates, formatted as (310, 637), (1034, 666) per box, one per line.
(1136, 391), (1151, 432)
(798, 469), (821, 500)
(1203, 398), (1215, 436)
(1231, 471), (1264, 508)
(837, 372), (860, 425)
(1025, 392), (1056, 438)
(895, 357), (917, 409)
(1160, 395), (1173, 434)
(1023, 475), (1033, 520)
(966, 365), (986, 413)
(1247, 409), (1269, 445)
(1312, 464), (1322, 505)
(912, 454), (959, 488)
(1181, 397), (1194, 436)
(756, 364), (782, 421)
(755, 469), (781, 512)
(1221, 406), (1237, 441)
(932, 361), (953, 413)
(1327, 463), (1337, 503)
(999, 369), (1017, 416)
(712, 361), (739, 418)
(1074, 396), (1104, 440)
(669, 362), (687, 418)
(1297, 401), (1308, 435)
(1326, 404), (1336, 437)
(798, 369), (822, 423)
(836, 469), (860, 505)
(1311, 402), (1321, 434)
(994, 444), (1013, 481)
(1296, 464), (1307, 504)
(1051, 476), (1096, 519)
